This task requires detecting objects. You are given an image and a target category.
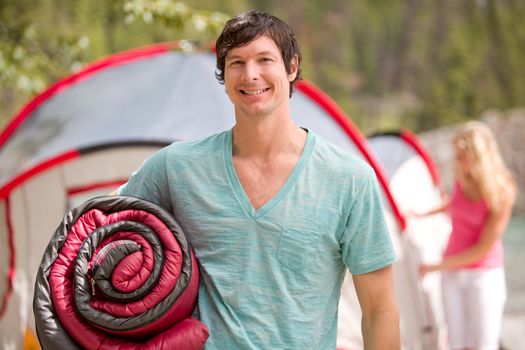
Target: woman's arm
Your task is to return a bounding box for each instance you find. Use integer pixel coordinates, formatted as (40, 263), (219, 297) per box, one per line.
(409, 195), (450, 218)
(421, 186), (515, 274)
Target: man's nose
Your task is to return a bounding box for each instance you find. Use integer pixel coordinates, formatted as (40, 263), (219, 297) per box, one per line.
(241, 61), (259, 81)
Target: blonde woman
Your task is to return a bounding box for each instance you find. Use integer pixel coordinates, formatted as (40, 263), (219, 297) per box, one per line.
(419, 121), (516, 350)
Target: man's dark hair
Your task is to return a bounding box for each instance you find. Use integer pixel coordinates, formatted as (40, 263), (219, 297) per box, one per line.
(215, 10), (302, 97)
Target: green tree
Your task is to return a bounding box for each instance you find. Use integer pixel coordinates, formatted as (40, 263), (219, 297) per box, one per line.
(2, 0), (524, 134)
(0, 0), (229, 131)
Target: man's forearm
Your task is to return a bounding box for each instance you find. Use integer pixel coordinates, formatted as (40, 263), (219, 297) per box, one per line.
(362, 309), (400, 350)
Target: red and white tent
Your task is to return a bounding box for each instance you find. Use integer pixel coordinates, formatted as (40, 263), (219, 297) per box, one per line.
(0, 42), (439, 349)
(367, 130), (451, 349)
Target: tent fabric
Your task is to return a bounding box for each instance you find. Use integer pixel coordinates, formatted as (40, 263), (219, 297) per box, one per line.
(0, 42), (418, 348)
(0, 43), (402, 229)
(0, 198), (14, 319)
(0, 43), (357, 187)
(367, 131), (451, 349)
(33, 195), (208, 350)
(368, 130), (442, 189)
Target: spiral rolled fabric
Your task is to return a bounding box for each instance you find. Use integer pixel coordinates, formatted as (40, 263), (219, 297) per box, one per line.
(33, 195), (208, 349)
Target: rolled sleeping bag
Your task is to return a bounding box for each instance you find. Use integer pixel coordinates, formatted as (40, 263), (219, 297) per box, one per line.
(33, 195), (208, 349)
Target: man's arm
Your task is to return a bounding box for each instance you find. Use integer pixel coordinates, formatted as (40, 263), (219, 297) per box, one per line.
(352, 265), (400, 350)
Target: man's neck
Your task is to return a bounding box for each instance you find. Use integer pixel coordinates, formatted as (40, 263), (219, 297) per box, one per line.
(232, 116), (306, 160)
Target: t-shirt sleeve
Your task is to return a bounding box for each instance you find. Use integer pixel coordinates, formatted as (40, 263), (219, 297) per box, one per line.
(339, 171), (397, 275)
(116, 146), (172, 211)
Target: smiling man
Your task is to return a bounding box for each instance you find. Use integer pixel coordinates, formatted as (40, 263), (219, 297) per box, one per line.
(118, 10), (399, 349)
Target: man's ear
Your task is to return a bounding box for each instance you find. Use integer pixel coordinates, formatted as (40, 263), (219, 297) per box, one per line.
(288, 55), (299, 81)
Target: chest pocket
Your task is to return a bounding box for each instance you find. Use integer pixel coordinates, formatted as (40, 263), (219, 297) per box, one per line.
(277, 227), (320, 273)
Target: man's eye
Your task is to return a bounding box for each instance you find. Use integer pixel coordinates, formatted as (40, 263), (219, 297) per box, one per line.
(260, 57), (273, 63)
(229, 61), (243, 66)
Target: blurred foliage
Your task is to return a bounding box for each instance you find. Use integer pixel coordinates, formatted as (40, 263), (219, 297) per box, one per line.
(268, 0), (525, 133)
(1, 0), (524, 134)
(122, 0), (229, 39)
(0, 0), (231, 131)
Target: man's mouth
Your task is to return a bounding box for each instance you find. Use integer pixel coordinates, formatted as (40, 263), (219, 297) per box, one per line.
(240, 88), (270, 95)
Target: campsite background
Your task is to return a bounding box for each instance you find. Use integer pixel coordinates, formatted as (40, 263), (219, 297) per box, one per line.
(1, 0), (524, 349)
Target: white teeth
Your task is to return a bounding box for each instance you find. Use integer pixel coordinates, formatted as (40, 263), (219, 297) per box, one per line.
(243, 89), (266, 95)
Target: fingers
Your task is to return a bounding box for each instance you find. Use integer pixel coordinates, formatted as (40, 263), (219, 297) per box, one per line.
(419, 264), (438, 278)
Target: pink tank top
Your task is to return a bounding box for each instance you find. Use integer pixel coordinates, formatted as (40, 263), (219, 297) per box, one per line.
(443, 182), (504, 268)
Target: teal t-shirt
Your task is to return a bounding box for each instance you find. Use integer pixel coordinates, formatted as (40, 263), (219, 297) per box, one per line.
(118, 129), (396, 349)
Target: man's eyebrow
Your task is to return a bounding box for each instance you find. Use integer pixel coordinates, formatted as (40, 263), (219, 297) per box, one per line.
(255, 50), (279, 57)
(225, 54), (242, 61)
(226, 51), (279, 60)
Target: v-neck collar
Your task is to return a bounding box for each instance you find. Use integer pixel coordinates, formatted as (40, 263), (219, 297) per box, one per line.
(224, 128), (315, 220)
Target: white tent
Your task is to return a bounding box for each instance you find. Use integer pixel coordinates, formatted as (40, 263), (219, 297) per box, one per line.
(367, 130), (452, 349)
(0, 42), (436, 349)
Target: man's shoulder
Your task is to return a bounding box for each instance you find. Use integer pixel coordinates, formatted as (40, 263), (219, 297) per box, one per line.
(165, 130), (228, 157)
(311, 133), (374, 179)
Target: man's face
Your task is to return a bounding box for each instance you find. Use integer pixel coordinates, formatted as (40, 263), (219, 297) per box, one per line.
(224, 35), (297, 119)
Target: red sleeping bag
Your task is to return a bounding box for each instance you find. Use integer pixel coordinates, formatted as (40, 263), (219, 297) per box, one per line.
(33, 195), (208, 349)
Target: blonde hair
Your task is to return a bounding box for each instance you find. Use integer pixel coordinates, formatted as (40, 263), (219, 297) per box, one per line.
(453, 121), (515, 210)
